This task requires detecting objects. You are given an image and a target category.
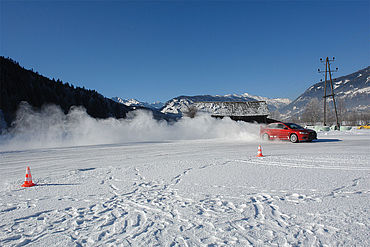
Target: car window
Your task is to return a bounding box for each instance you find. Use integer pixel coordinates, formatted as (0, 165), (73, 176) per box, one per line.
(268, 123), (277, 129)
(276, 124), (285, 129)
(286, 123), (304, 130)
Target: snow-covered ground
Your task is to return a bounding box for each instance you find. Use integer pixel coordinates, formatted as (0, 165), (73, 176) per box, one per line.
(0, 109), (369, 246)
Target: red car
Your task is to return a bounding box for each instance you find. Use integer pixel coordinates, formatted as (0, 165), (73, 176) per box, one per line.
(260, 122), (317, 143)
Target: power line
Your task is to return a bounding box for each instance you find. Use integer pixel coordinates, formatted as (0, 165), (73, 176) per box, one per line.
(318, 57), (340, 128)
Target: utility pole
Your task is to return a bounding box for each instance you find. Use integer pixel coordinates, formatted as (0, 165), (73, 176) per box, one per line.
(318, 57), (340, 129)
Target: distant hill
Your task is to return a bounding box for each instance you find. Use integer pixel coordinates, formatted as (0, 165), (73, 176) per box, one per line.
(112, 97), (165, 110)
(280, 66), (370, 120)
(111, 97), (179, 121)
(0, 57), (131, 127)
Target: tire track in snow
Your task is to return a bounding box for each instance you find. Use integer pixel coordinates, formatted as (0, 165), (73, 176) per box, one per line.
(327, 177), (369, 198)
(235, 158), (370, 171)
(0, 163), (346, 246)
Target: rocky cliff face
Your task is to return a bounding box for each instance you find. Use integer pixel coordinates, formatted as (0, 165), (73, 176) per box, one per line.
(160, 94), (291, 116)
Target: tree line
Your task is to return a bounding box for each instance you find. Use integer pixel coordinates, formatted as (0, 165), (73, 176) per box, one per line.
(0, 57), (131, 127)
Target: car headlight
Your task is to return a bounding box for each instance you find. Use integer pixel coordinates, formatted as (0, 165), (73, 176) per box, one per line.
(299, 132), (308, 135)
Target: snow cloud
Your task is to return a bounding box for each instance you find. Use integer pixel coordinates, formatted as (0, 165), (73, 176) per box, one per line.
(0, 103), (260, 150)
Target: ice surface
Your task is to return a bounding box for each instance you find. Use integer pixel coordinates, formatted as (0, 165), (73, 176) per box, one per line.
(0, 109), (369, 246)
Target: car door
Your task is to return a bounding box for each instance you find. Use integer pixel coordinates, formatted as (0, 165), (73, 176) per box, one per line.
(276, 123), (290, 140)
(266, 123), (278, 139)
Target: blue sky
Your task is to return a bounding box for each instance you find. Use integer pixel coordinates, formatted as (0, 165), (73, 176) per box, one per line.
(1, 1), (369, 103)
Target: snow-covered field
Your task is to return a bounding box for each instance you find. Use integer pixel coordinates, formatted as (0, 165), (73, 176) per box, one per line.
(0, 111), (369, 246)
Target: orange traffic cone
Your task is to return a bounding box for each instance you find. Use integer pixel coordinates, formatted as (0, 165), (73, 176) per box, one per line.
(21, 166), (36, 187)
(256, 145), (264, 157)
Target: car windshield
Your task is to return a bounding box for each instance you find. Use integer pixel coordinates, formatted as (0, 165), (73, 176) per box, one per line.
(285, 123), (304, 130)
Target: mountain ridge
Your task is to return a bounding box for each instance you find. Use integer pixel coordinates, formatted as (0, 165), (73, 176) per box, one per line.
(113, 93), (291, 117)
(113, 65), (369, 121)
(112, 97), (165, 110)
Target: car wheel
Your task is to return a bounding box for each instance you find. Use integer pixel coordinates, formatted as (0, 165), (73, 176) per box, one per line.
(290, 134), (298, 143)
(262, 133), (270, 141)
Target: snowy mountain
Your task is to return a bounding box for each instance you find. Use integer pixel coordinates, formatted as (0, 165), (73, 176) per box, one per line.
(160, 93), (291, 115)
(112, 97), (165, 109)
(280, 66), (370, 119)
(113, 66), (369, 120)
